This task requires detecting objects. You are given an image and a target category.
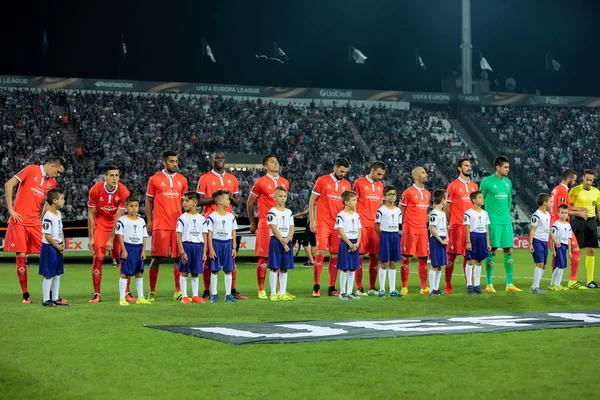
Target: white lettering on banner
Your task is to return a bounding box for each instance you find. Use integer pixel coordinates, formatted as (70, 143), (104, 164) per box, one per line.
(195, 85), (260, 95)
(547, 313), (600, 323)
(449, 316), (538, 327)
(336, 320), (481, 332)
(460, 95), (480, 102)
(1, 77), (28, 85)
(514, 236), (529, 249)
(411, 93), (451, 101)
(545, 96), (568, 105)
(94, 81), (134, 89)
(192, 324), (347, 338)
(319, 89), (353, 98)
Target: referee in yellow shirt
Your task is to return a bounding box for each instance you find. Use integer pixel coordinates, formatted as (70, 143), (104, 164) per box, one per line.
(569, 169), (600, 288)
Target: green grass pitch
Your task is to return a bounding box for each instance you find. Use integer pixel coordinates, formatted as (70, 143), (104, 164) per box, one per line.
(1, 249), (599, 400)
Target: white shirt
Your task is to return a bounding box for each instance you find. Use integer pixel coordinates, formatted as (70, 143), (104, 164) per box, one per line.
(464, 208), (490, 234)
(207, 211), (238, 241)
(530, 210), (551, 242)
(176, 212), (207, 243)
(267, 207), (294, 237)
(42, 210), (63, 244)
(334, 210), (362, 240)
(116, 215), (148, 245)
(375, 205), (402, 233)
(429, 209), (448, 237)
(552, 221), (572, 245)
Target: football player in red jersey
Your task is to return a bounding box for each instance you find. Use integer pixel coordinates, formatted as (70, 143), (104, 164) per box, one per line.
(87, 165), (132, 303)
(3, 156), (65, 304)
(145, 151), (189, 301)
(444, 158), (478, 294)
(197, 151), (246, 300)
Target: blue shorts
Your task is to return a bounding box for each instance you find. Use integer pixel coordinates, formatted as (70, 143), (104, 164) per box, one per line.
(466, 232), (489, 262)
(532, 238), (548, 265)
(121, 244), (145, 276)
(268, 236), (294, 270)
(554, 245), (568, 269)
(337, 238), (360, 271)
(210, 239), (234, 272)
(39, 242), (64, 277)
(179, 242), (204, 274)
(429, 236), (447, 267)
(379, 231), (401, 262)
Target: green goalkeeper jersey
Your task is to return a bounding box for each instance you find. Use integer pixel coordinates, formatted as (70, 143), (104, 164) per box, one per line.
(480, 173), (513, 225)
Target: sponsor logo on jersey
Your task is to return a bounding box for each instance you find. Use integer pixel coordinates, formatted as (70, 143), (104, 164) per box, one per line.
(30, 186), (45, 197)
(99, 206), (118, 213)
(365, 194), (381, 202)
(163, 190), (180, 198)
(416, 202), (429, 210)
(327, 193), (342, 201)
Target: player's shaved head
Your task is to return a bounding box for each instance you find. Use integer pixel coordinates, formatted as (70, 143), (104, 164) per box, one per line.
(412, 167), (424, 178)
(412, 167), (429, 185)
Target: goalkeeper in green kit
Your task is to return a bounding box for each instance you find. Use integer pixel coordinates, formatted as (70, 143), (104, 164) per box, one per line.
(480, 156), (522, 292)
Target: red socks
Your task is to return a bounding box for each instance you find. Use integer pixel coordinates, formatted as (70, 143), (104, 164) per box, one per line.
(417, 259), (428, 289)
(92, 258), (103, 294)
(16, 255), (27, 293)
(328, 257), (338, 287)
(174, 268), (181, 291)
(400, 259), (410, 288)
(356, 257), (364, 289)
(314, 255), (324, 285)
(149, 268), (159, 292)
(202, 267), (211, 291)
(232, 268), (237, 290)
(445, 254), (456, 287)
(256, 258), (267, 291)
(368, 257), (378, 290)
(571, 249), (581, 281)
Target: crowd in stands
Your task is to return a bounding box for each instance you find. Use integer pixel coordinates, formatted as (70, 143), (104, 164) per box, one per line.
(1, 89), (476, 222)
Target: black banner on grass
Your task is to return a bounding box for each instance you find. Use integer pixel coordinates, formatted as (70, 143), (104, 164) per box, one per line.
(146, 310), (600, 345)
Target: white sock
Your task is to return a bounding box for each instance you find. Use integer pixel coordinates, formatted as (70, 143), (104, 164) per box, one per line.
(340, 271), (348, 295)
(43, 277), (52, 302)
(279, 272), (288, 296)
(388, 269), (396, 292)
(429, 270), (437, 290)
(210, 273), (218, 295)
(533, 267), (543, 288)
(135, 277), (144, 299)
(119, 278), (127, 299)
(474, 265), (482, 287)
(557, 268), (564, 285)
(379, 268), (387, 291)
(435, 269), (442, 291)
(191, 277), (199, 297)
(550, 268), (559, 285)
(466, 265), (474, 286)
(269, 271), (278, 295)
(225, 273), (232, 295)
(51, 276), (61, 301)
(347, 271), (355, 294)
(180, 276), (188, 298)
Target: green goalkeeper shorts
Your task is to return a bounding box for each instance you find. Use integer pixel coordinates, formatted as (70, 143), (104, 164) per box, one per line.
(489, 224), (514, 249)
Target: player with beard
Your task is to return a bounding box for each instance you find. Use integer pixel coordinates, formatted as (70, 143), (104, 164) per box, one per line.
(309, 158), (352, 297)
(353, 161), (386, 296)
(444, 157), (478, 294)
(197, 151), (247, 300)
(145, 150), (189, 301)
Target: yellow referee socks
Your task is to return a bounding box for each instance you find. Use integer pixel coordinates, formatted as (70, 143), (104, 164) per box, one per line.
(585, 255), (595, 284)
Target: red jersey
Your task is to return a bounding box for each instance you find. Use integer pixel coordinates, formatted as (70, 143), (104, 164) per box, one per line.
(354, 176), (384, 228)
(550, 183), (570, 224)
(313, 174), (351, 229)
(197, 170), (239, 217)
(87, 181), (130, 232)
(146, 170), (188, 231)
(10, 165), (57, 226)
(250, 174), (290, 229)
(400, 184), (431, 235)
(446, 178), (479, 228)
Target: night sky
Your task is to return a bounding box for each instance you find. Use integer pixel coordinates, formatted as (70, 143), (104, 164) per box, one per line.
(2, 0), (599, 96)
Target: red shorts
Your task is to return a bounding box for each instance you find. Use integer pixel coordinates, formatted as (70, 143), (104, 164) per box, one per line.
(359, 226), (379, 255)
(401, 232), (429, 258)
(151, 230), (179, 258)
(447, 226), (466, 256)
(93, 230), (121, 260)
(316, 226), (341, 254)
(255, 227), (270, 258)
(3, 222), (42, 254)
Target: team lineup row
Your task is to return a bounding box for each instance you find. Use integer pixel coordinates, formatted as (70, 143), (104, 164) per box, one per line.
(3, 151), (600, 305)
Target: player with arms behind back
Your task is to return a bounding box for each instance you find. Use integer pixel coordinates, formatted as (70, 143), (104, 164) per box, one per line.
(428, 189), (448, 296)
(145, 150), (189, 301)
(464, 190), (491, 294)
(374, 186), (403, 297)
(528, 193), (559, 294)
(335, 191), (362, 300)
(247, 155), (290, 299)
(4, 156), (65, 304)
(88, 165), (131, 304)
(549, 205), (573, 291)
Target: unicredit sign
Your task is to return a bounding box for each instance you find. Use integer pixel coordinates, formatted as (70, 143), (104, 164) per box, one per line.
(319, 89), (353, 98)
